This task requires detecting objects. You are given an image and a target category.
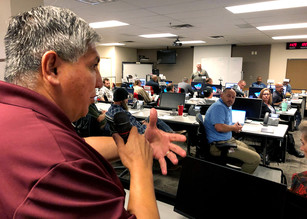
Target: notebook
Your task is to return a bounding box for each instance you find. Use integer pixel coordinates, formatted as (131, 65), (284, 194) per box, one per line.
(231, 109), (246, 125)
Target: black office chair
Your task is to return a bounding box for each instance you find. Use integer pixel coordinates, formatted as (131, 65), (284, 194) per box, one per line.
(195, 113), (242, 168)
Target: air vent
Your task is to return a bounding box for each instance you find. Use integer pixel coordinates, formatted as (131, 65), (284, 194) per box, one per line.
(208, 36), (224, 39)
(76, 0), (116, 5)
(122, 41), (135, 43)
(170, 24), (194, 29)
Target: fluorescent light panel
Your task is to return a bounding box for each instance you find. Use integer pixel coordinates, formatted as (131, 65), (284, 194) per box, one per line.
(226, 0), (307, 14)
(139, 33), (177, 38)
(257, 23), (307, 30)
(272, 35), (307, 40)
(99, 43), (125, 46)
(89, 20), (129, 29)
(180, 40), (206, 44)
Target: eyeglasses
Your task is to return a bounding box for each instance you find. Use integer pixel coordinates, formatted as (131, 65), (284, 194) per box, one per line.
(263, 93), (270, 96)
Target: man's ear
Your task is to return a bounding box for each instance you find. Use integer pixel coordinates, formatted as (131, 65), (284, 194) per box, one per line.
(41, 51), (60, 86)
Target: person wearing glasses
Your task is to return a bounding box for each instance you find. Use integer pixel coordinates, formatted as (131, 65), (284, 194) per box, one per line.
(259, 88), (275, 118)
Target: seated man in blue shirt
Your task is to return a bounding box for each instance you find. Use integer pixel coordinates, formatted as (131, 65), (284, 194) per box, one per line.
(251, 76), (266, 88)
(106, 88), (173, 134)
(204, 88), (261, 174)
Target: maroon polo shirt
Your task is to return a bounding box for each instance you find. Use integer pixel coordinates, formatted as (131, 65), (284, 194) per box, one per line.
(0, 81), (135, 218)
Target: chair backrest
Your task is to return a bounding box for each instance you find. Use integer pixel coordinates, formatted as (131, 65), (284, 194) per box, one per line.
(195, 113), (210, 158)
(144, 85), (154, 95)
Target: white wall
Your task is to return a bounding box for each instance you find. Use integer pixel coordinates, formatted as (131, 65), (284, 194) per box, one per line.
(193, 45), (232, 72)
(0, 0), (11, 81)
(269, 43), (307, 83)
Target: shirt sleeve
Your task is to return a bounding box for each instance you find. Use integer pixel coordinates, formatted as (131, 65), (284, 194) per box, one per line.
(14, 160), (136, 219)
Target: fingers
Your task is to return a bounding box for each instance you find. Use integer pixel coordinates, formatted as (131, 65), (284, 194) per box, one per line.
(166, 151), (178, 165)
(168, 133), (187, 142)
(158, 157), (167, 175)
(169, 143), (187, 158)
(112, 133), (124, 147)
(149, 108), (158, 128)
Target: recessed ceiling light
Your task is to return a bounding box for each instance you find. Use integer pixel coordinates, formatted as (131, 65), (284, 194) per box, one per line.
(272, 35), (307, 40)
(89, 20), (129, 29)
(257, 23), (307, 30)
(226, 0), (307, 14)
(180, 40), (206, 44)
(99, 43), (125, 46)
(139, 33), (177, 38)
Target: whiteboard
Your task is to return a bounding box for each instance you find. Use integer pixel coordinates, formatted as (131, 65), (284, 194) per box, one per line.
(201, 57), (242, 86)
(122, 62), (153, 79)
(100, 57), (112, 77)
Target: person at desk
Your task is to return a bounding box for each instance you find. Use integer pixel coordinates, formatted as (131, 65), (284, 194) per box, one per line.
(146, 75), (160, 94)
(204, 88), (261, 173)
(272, 82), (285, 106)
(251, 76), (266, 88)
(106, 88), (174, 134)
(166, 84), (175, 93)
(291, 121), (307, 196)
(133, 79), (154, 104)
(232, 80), (246, 97)
(178, 77), (194, 96)
(283, 79), (292, 96)
(191, 63), (209, 82)
(206, 77), (213, 85)
(259, 88), (304, 159)
(98, 77), (113, 102)
(0, 6), (187, 218)
(259, 88), (276, 117)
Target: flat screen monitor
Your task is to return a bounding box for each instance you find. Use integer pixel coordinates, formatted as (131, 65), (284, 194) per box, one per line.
(159, 92), (185, 109)
(157, 50), (176, 64)
(191, 82), (204, 91)
(232, 97), (263, 119)
(126, 88), (134, 105)
(249, 87), (273, 98)
(165, 80), (172, 85)
(140, 78), (146, 86)
(225, 82), (237, 88)
(174, 156), (287, 219)
(206, 84), (222, 97)
(232, 109), (246, 125)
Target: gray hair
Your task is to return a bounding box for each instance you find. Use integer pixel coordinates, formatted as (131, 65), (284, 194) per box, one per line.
(299, 121), (307, 142)
(4, 6), (100, 87)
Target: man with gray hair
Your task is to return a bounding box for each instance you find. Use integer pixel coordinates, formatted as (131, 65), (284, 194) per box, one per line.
(0, 6), (186, 218)
(178, 77), (194, 96)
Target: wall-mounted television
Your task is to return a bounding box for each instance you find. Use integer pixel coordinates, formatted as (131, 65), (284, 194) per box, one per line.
(157, 50), (176, 64)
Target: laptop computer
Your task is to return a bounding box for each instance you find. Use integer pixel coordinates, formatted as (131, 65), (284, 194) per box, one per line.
(231, 109), (246, 125)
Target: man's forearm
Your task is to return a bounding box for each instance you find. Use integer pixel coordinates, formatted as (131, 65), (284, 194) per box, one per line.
(215, 123), (234, 132)
(84, 136), (119, 162)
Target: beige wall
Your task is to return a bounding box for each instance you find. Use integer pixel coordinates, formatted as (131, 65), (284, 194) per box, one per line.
(96, 46), (137, 83)
(269, 43), (307, 84)
(137, 48), (193, 83)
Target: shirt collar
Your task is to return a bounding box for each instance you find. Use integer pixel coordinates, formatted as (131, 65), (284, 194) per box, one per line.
(0, 81), (73, 129)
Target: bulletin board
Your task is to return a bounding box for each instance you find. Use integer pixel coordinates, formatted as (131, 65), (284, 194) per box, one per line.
(286, 59), (307, 89)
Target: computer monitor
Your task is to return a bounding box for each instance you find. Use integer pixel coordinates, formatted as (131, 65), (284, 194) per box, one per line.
(159, 92), (185, 110)
(191, 82), (204, 91)
(174, 156), (287, 219)
(206, 84), (222, 97)
(225, 82), (237, 88)
(249, 87), (273, 98)
(140, 78), (146, 86)
(232, 97), (263, 119)
(126, 88), (134, 105)
(165, 80), (172, 85)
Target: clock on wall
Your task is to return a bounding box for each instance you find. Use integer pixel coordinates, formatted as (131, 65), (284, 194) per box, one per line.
(286, 42), (307, 50)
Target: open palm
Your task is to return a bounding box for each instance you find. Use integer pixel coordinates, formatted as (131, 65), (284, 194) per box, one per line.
(145, 108), (186, 175)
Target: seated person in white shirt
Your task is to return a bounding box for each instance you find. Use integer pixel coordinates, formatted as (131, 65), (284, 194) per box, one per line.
(98, 78), (113, 102)
(133, 79), (154, 103)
